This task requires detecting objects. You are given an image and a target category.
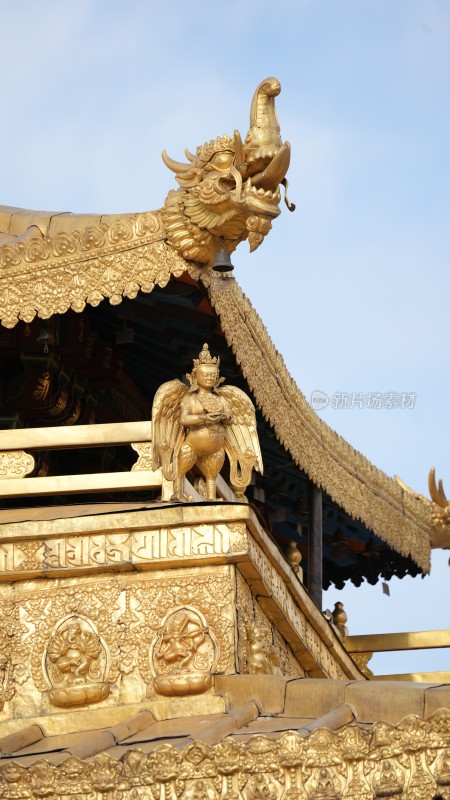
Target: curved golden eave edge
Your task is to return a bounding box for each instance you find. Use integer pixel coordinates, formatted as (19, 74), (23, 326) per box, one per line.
(0, 77), (432, 572)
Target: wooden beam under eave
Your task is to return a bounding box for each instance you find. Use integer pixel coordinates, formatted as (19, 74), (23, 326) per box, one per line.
(308, 482), (323, 610)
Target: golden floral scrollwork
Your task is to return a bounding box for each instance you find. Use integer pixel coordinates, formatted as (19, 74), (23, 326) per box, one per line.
(0, 450), (35, 479)
(151, 606), (218, 696)
(45, 616), (110, 707)
(351, 651), (374, 678)
(130, 442), (153, 471)
(0, 229), (179, 329)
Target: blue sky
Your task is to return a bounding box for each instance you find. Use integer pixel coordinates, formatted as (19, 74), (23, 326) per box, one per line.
(1, 0), (449, 675)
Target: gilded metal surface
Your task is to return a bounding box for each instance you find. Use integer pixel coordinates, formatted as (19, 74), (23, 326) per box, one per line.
(375, 670), (450, 682)
(346, 629), (450, 653)
(428, 467), (450, 546)
(236, 571), (304, 678)
(0, 503), (364, 681)
(152, 343), (262, 500)
(0, 237), (186, 329)
(332, 601), (348, 637)
(2, 710), (450, 799)
(0, 75), (432, 565)
(1, 566), (235, 717)
(286, 540), (303, 581)
(350, 652), (374, 679)
(130, 442), (153, 470)
(0, 468), (163, 499)
(0, 506), (364, 719)
(161, 77), (291, 265)
(205, 276), (431, 571)
(0, 421), (152, 450)
(0, 450), (35, 479)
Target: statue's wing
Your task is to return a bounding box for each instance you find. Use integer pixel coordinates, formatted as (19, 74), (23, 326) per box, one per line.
(151, 379), (187, 472)
(217, 385), (263, 475)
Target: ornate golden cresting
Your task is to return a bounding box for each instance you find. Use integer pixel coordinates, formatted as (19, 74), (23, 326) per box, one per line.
(429, 467), (450, 537)
(396, 468), (450, 549)
(152, 343), (263, 500)
(161, 77), (293, 265)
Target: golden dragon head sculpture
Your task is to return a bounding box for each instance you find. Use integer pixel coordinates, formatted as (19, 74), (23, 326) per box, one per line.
(161, 77), (294, 266)
(0, 78), (293, 327)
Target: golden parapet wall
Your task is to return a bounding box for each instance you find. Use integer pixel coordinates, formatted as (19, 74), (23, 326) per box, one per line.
(0, 504), (363, 721)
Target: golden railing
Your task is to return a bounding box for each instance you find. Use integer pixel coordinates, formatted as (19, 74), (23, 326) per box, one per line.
(0, 421), (237, 503)
(0, 421), (168, 499)
(346, 630), (450, 682)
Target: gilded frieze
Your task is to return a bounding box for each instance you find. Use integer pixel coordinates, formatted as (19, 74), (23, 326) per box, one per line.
(0, 524), (243, 577)
(0, 510), (360, 691)
(2, 712), (449, 800)
(1, 567), (234, 714)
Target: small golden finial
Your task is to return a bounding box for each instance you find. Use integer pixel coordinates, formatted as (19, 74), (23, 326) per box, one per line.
(332, 601), (348, 637)
(286, 541), (303, 581)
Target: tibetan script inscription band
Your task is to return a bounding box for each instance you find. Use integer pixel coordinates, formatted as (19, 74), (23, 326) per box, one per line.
(0, 524), (246, 575)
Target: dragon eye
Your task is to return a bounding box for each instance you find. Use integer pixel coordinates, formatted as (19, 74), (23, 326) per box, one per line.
(209, 152), (233, 170)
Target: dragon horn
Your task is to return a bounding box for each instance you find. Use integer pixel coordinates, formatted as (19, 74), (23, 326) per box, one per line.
(161, 150), (192, 173)
(245, 77), (282, 153)
(429, 467), (448, 507)
(234, 130), (245, 170)
(185, 148), (196, 162)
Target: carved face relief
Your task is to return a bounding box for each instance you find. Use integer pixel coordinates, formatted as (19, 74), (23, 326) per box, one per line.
(150, 606), (218, 697)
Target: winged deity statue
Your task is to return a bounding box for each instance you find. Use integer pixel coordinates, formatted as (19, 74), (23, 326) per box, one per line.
(152, 344), (263, 501)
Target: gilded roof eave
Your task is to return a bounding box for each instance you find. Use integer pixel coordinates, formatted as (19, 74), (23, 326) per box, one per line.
(0, 214), (431, 570)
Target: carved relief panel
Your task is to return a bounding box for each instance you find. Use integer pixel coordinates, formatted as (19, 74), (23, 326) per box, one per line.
(235, 570), (304, 678)
(150, 606), (219, 696)
(44, 615), (110, 707)
(1, 565), (234, 716)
